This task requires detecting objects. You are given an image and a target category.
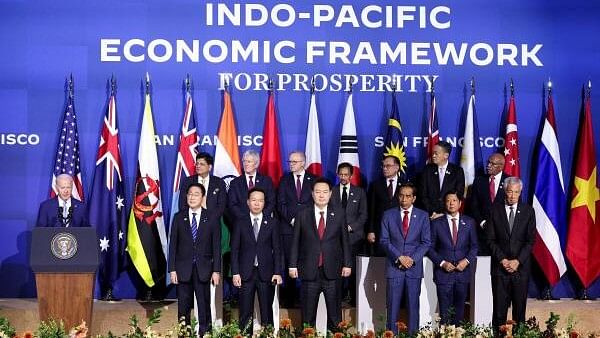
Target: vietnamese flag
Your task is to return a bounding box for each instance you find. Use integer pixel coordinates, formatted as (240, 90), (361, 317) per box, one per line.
(259, 89), (283, 187)
(566, 86), (600, 288)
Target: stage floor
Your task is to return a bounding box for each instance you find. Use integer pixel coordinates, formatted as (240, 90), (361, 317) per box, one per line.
(1, 298), (599, 335)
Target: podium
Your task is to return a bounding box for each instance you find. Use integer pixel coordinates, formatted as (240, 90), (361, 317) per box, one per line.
(30, 228), (99, 329)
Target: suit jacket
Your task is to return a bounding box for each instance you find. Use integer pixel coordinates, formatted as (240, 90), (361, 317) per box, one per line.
(379, 206), (431, 279)
(231, 215), (282, 282)
(36, 197), (87, 227)
(418, 163), (465, 215)
(466, 173), (509, 226)
(179, 175), (228, 219)
(289, 204), (352, 280)
(168, 208), (221, 282)
(485, 202), (536, 276)
(331, 184), (367, 248)
(228, 173), (275, 221)
(367, 176), (403, 238)
(276, 172), (316, 235)
(427, 214), (478, 284)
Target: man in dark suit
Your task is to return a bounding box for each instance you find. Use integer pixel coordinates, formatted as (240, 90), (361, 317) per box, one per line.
(427, 191), (478, 325)
(418, 141), (465, 220)
(485, 176), (536, 331)
(178, 152), (227, 219)
(228, 150), (275, 221)
(169, 183), (221, 337)
(37, 174), (87, 227)
(277, 151), (316, 306)
(231, 187), (282, 334)
(289, 178), (352, 330)
(379, 182), (431, 334)
(367, 155), (404, 256)
(331, 162), (367, 306)
(466, 153), (508, 255)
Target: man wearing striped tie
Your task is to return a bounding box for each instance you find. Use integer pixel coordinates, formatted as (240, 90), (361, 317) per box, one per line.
(168, 182), (221, 337)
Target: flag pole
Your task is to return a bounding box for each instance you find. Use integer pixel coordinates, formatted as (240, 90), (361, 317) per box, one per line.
(470, 77), (475, 96)
(185, 73), (191, 94)
(510, 78), (515, 97)
(145, 72), (151, 95)
(347, 77), (352, 94)
(310, 76), (315, 94)
(110, 74), (116, 96)
(68, 74), (74, 100)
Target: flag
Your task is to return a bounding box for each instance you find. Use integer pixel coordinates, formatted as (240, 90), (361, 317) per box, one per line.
(213, 88), (241, 182)
(127, 77), (168, 288)
(259, 90), (283, 187)
(305, 91), (322, 176)
(532, 88), (567, 286)
(566, 87), (600, 288)
(337, 92), (361, 186)
(383, 91), (408, 181)
(88, 84), (127, 291)
(460, 90), (483, 195)
(50, 77), (84, 201)
(427, 90), (440, 162)
(503, 87), (521, 177)
(170, 84), (198, 226)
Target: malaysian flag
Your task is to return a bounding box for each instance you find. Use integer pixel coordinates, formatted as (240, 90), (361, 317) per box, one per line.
(88, 78), (127, 295)
(383, 87), (408, 181)
(50, 75), (84, 201)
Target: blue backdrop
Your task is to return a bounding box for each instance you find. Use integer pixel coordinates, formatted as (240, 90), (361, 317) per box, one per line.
(1, 0), (600, 299)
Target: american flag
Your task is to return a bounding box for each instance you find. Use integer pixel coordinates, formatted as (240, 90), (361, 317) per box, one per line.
(51, 78), (84, 201)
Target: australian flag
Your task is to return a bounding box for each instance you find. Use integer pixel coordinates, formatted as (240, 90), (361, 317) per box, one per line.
(88, 85), (127, 295)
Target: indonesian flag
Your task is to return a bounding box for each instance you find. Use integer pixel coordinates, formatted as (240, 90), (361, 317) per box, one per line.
(337, 92), (361, 186)
(259, 90), (283, 187)
(532, 91), (567, 286)
(566, 88), (600, 288)
(503, 92), (521, 177)
(305, 91), (322, 176)
(213, 88), (241, 183)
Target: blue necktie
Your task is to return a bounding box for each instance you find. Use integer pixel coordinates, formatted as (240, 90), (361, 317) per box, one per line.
(191, 212), (198, 241)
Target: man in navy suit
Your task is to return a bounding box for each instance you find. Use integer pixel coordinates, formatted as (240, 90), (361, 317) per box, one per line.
(36, 174), (87, 227)
(228, 150), (275, 221)
(380, 182), (431, 334)
(331, 162), (367, 306)
(231, 187), (282, 334)
(418, 141), (465, 220)
(367, 155), (404, 256)
(277, 151), (316, 307)
(169, 183), (221, 337)
(466, 153), (508, 255)
(427, 191), (478, 325)
(486, 177), (536, 331)
(178, 152), (227, 219)
(289, 178), (352, 330)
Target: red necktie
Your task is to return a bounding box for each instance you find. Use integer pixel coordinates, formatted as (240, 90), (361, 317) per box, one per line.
(387, 179), (394, 199)
(296, 175), (302, 200)
(248, 175), (255, 189)
(402, 210), (409, 237)
(318, 211), (325, 266)
(451, 218), (458, 246)
(489, 175), (496, 202)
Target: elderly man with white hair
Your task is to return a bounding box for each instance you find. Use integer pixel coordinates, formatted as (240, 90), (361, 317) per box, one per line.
(36, 173), (88, 227)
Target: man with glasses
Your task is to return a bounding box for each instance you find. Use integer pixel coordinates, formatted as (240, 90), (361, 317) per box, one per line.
(466, 153), (508, 255)
(277, 151), (316, 307)
(367, 155), (404, 256)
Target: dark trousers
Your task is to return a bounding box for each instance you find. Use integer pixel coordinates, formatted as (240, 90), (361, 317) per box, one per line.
(491, 273), (529, 330)
(301, 267), (340, 331)
(386, 276), (421, 335)
(176, 265), (211, 336)
(435, 280), (469, 325)
(238, 268), (275, 334)
(280, 234), (297, 306)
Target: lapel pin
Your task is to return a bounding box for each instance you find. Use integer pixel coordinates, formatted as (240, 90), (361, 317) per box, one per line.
(446, 170), (451, 175)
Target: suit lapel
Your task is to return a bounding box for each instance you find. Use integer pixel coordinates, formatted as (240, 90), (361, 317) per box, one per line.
(257, 218), (269, 242)
(323, 210), (337, 239)
(433, 167), (441, 194)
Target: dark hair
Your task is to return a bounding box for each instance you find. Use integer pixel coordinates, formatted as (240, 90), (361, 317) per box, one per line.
(443, 190), (463, 202)
(313, 177), (332, 190)
(196, 152), (214, 166)
(337, 162), (354, 175)
(383, 155), (400, 166)
(247, 187), (266, 199)
(398, 182), (417, 196)
(186, 182), (206, 196)
(436, 140), (452, 155)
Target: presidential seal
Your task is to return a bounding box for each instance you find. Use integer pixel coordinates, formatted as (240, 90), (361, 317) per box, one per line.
(50, 233), (78, 260)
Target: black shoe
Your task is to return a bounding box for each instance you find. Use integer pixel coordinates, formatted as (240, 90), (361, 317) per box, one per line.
(101, 288), (122, 302)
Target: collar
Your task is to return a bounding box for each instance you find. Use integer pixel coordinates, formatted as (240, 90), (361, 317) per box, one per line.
(294, 170), (306, 177)
(250, 212), (263, 222)
(400, 205), (413, 214)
